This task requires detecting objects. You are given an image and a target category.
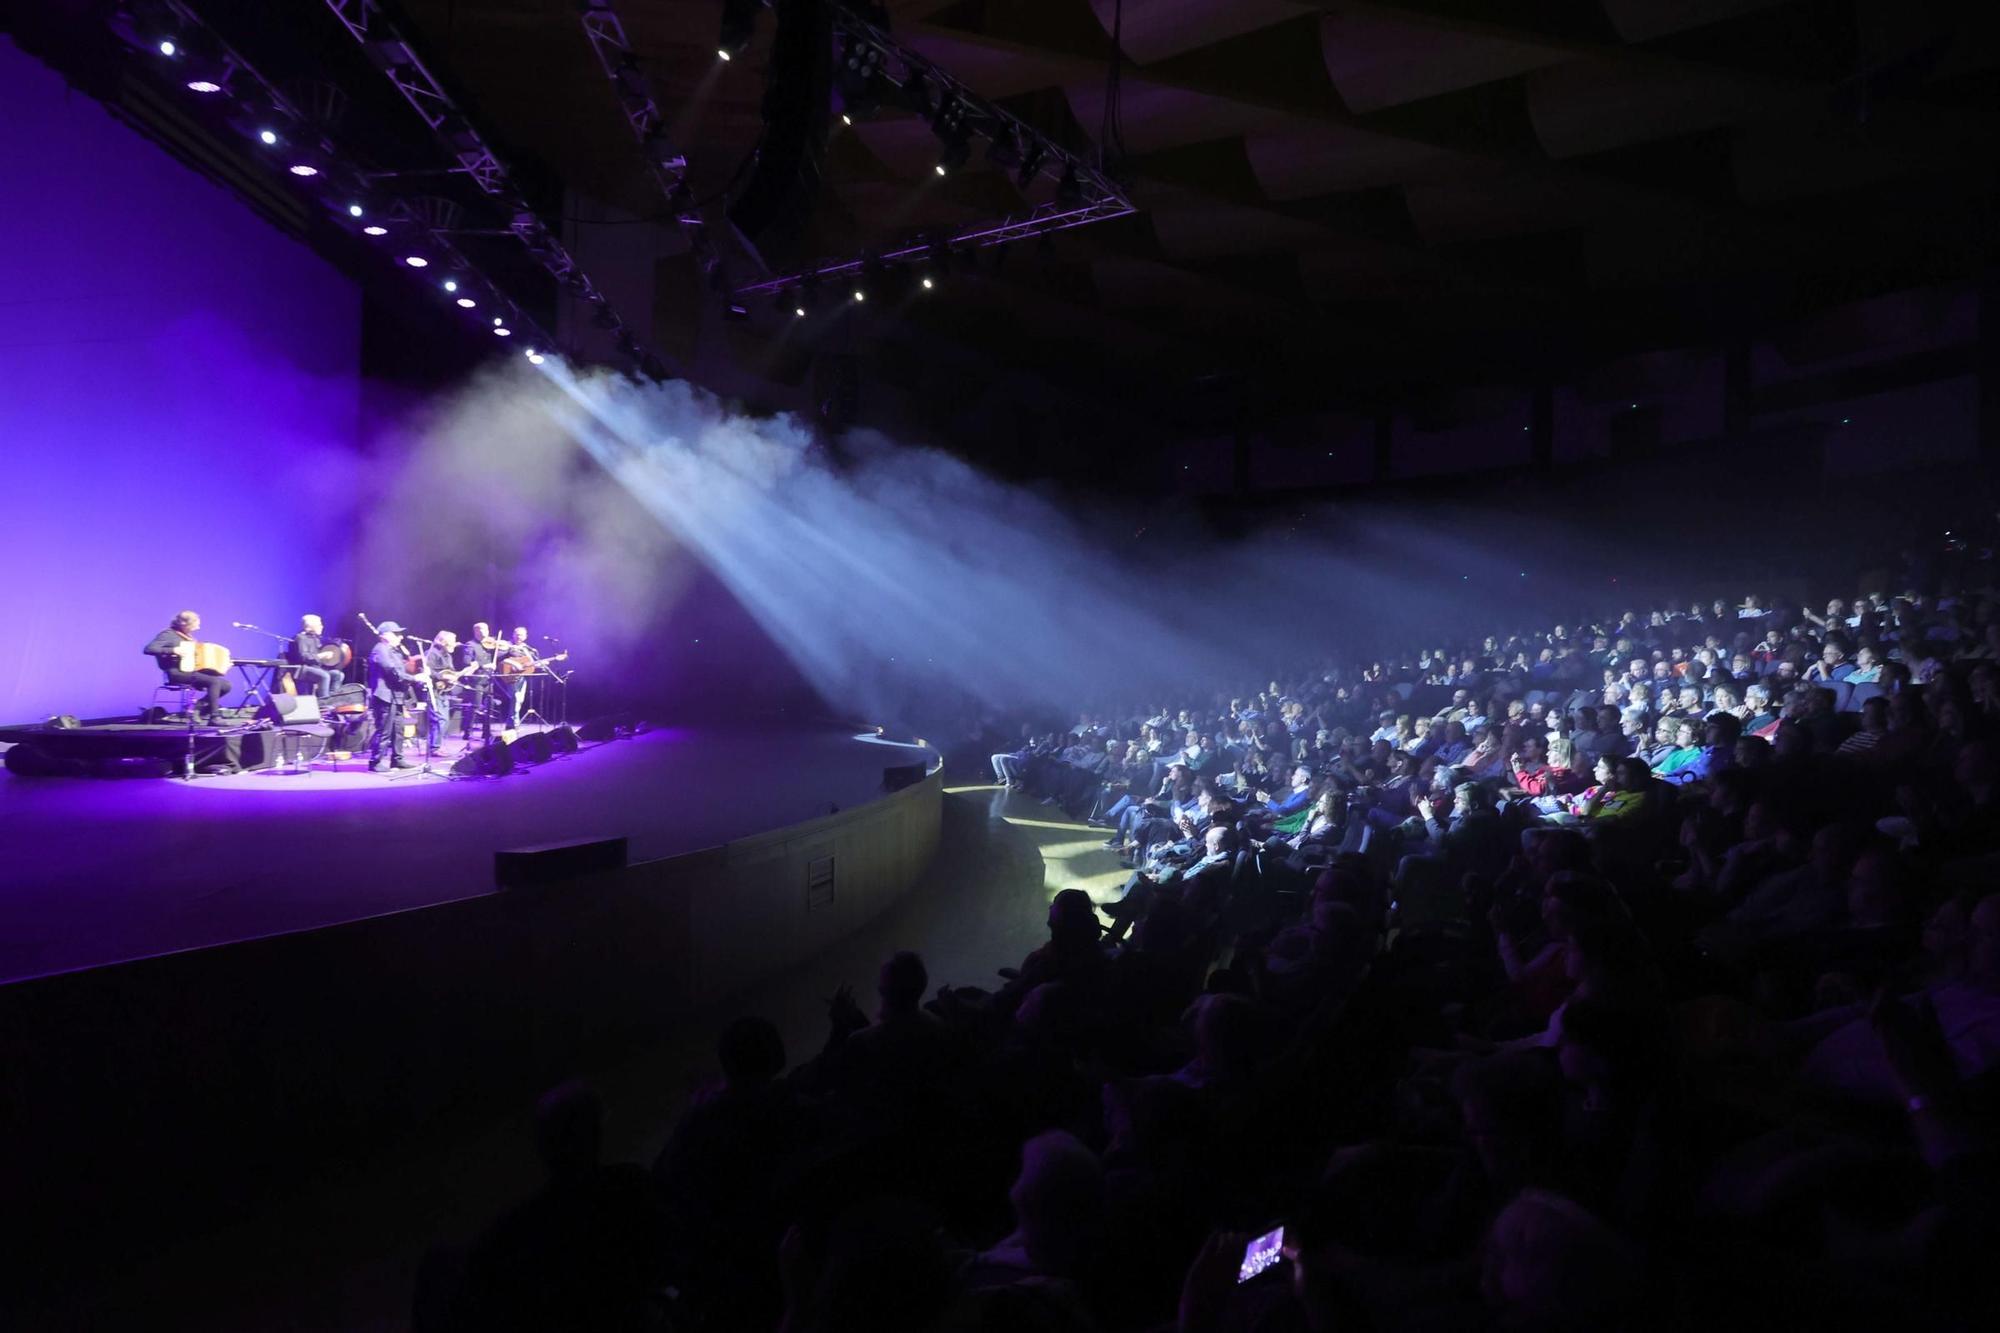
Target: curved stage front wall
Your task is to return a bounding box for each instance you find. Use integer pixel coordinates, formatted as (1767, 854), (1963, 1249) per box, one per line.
(0, 735), (941, 1300)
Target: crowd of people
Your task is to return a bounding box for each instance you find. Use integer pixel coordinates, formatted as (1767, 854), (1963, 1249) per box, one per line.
(422, 554), (2000, 1332)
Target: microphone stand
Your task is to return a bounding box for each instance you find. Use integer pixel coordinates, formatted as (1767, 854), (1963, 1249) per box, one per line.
(391, 632), (447, 782)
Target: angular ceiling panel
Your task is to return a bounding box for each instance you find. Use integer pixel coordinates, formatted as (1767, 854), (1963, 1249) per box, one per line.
(1319, 10), (1570, 112)
(1527, 58), (1782, 158)
(1598, 0), (1797, 43)
(1063, 76), (1290, 153)
(1245, 122), (1455, 198)
(1404, 173), (1639, 245)
(1143, 190), (1337, 259)
(1086, 0), (1311, 65)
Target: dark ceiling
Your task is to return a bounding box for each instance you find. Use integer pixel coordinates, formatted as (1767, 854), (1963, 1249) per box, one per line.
(375, 0), (2000, 413)
(29, 1), (2000, 420)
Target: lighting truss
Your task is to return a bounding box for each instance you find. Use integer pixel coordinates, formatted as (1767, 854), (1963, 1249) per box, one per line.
(319, 0), (654, 367)
(110, 0), (558, 352)
(732, 2), (1136, 302)
(576, 1), (727, 287)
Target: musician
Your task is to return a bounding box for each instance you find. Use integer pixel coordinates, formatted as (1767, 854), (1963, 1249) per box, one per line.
(424, 629), (463, 745)
(503, 625), (537, 728)
(458, 623), (502, 736)
(142, 610), (230, 723)
(365, 620), (427, 772)
(289, 613), (344, 700)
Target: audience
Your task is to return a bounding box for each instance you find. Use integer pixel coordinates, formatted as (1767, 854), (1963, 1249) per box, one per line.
(429, 564), (2000, 1332)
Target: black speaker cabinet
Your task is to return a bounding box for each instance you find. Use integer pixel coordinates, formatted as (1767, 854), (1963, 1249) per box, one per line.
(259, 694), (322, 725)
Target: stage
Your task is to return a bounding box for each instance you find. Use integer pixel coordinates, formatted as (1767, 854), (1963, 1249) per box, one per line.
(0, 722), (936, 984)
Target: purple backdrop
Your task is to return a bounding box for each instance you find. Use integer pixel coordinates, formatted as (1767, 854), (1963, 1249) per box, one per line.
(0, 36), (362, 722)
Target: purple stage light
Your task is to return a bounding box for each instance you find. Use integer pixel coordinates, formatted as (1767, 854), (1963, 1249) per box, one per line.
(455, 297), (476, 308)
(494, 326), (511, 337)
(362, 224), (387, 235)
(288, 163), (318, 177)
(187, 80), (222, 94)
(403, 255), (428, 268)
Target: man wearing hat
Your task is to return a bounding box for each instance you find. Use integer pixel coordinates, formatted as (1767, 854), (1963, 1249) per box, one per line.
(366, 620), (429, 772)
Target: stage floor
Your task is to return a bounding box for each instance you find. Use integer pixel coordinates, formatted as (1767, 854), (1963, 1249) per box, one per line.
(0, 724), (935, 984)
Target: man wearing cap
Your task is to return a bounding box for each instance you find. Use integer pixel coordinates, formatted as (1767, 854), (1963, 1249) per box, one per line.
(366, 620), (428, 772)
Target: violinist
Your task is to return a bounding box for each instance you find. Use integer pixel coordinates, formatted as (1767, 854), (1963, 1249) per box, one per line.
(365, 620), (427, 772)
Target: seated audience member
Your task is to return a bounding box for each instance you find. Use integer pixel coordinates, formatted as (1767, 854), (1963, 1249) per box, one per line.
(447, 1083), (671, 1333)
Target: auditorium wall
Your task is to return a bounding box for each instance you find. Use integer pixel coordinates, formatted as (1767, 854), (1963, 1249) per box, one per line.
(0, 36), (363, 723)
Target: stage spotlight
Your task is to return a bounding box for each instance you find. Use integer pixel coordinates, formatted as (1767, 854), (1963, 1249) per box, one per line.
(362, 224), (387, 236)
(837, 34), (884, 114)
(987, 124), (1023, 170)
(921, 276), (934, 290)
(187, 79), (222, 94)
(288, 163), (318, 177)
(158, 39), (176, 57)
(494, 326), (511, 337)
(493, 316), (505, 325)
(718, 0), (757, 60)
(347, 203), (363, 217)
(526, 349), (545, 364)
(725, 301), (751, 321)
(257, 129), (278, 146)
(443, 279), (458, 292)
(1056, 161), (1083, 206)
(841, 113), (852, 126)
(456, 297), (476, 308)
(852, 288), (865, 302)
(1015, 138), (1048, 188)
(795, 304), (806, 317)
(403, 255), (429, 268)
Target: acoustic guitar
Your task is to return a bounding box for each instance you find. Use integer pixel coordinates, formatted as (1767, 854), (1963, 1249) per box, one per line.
(499, 648), (569, 677)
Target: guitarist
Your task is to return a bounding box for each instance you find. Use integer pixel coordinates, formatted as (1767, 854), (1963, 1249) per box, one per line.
(502, 625), (537, 729)
(424, 629), (465, 745)
(365, 620), (428, 772)
(143, 609), (230, 723)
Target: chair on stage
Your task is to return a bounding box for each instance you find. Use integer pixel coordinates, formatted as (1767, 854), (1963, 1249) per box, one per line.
(148, 683), (203, 724)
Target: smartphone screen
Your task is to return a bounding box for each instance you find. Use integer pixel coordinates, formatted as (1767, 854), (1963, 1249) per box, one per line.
(1237, 1225), (1285, 1283)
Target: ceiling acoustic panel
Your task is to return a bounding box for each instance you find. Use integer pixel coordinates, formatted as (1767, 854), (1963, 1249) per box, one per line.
(1086, 0), (1312, 65)
(1527, 58), (1782, 159)
(1319, 9), (1569, 113)
(1244, 120), (1455, 198)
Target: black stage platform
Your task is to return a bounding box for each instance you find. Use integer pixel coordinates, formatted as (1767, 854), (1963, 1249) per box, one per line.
(0, 723), (936, 984)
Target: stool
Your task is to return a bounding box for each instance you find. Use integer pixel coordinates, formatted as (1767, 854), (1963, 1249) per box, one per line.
(150, 684), (203, 723)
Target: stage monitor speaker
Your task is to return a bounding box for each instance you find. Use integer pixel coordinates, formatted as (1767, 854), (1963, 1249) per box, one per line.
(259, 694), (322, 725)
(549, 725), (579, 754)
(515, 731), (555, 764)
(883, 761), (928, 791)
(495, 836), (629, 889)
(453, 738), (515, 777)
(577, 716), (620, 743)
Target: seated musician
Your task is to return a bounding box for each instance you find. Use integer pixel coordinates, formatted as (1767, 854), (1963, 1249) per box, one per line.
(143, 610), (230, 723)
(289, 613), (344, 700)
(366, 620), (427, 772)
(425, 629), (463, 745)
